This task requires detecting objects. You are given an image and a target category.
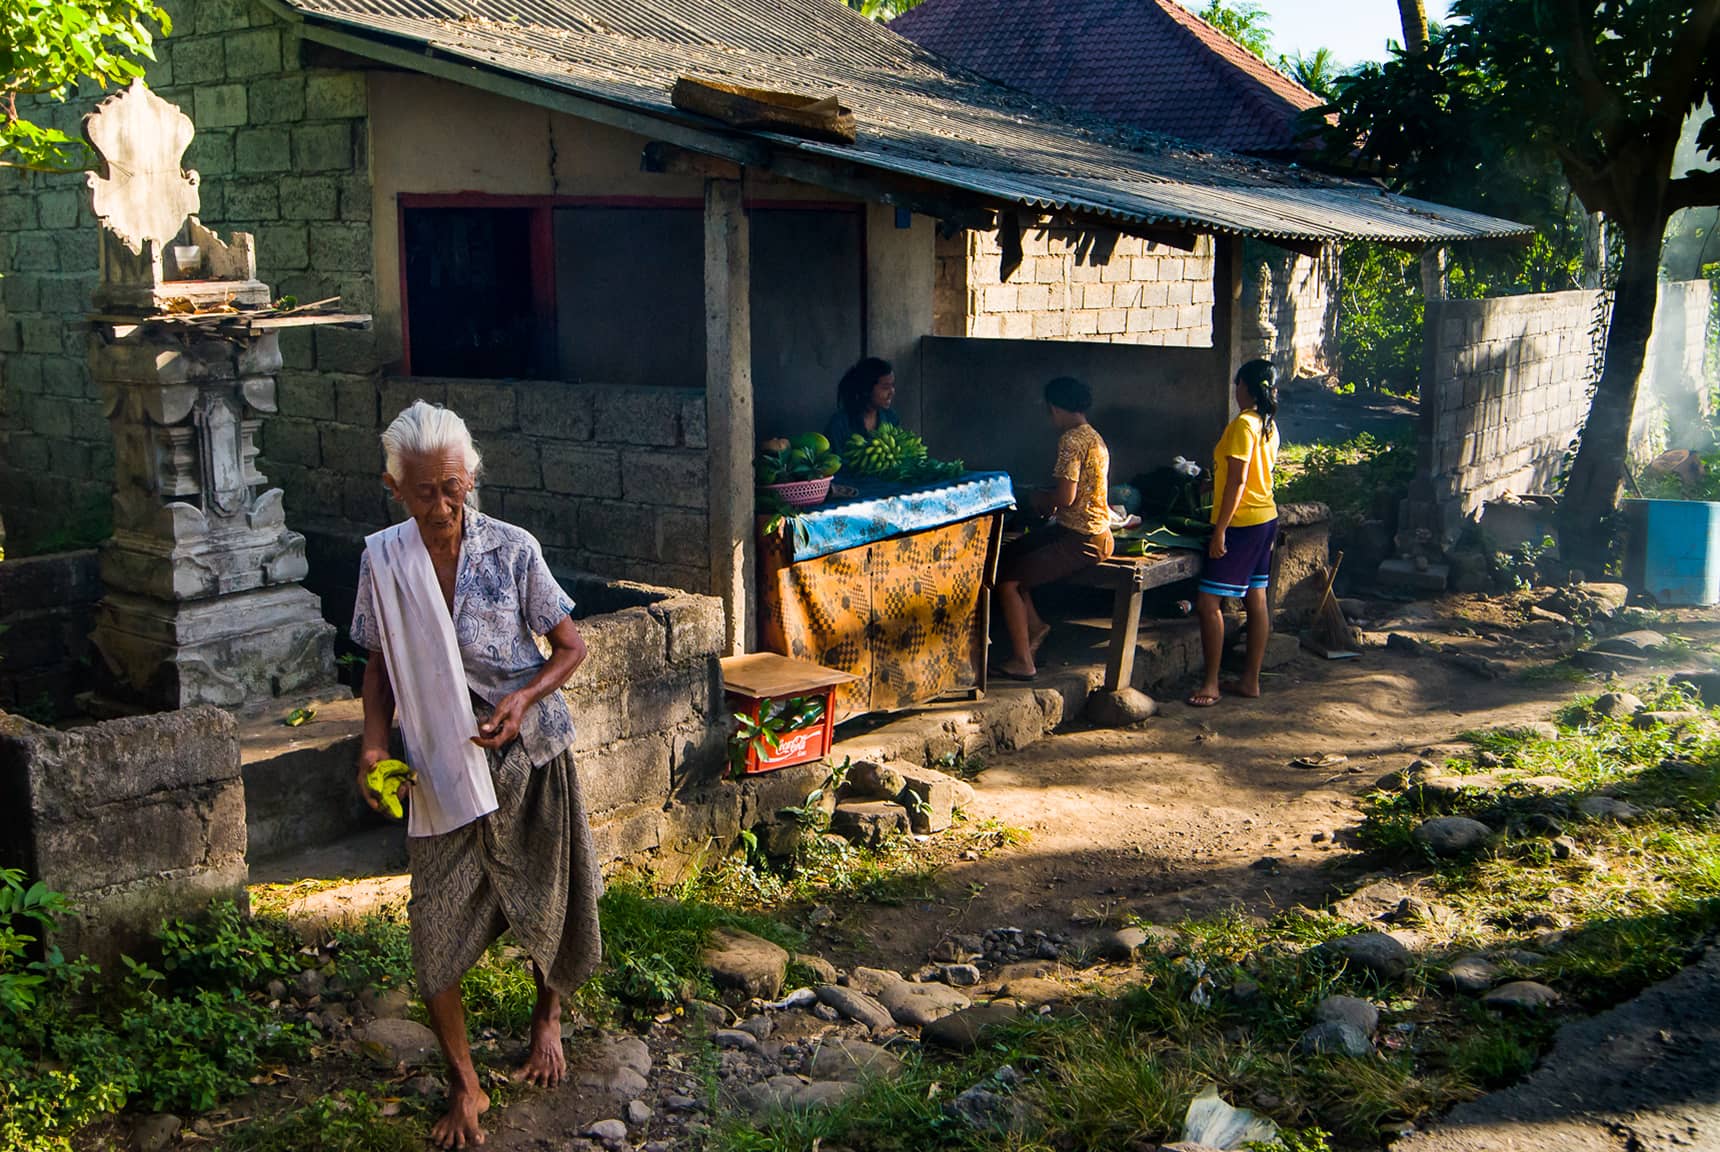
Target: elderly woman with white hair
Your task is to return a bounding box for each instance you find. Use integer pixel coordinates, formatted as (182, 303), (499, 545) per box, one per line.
(351, 400), (600, 1150)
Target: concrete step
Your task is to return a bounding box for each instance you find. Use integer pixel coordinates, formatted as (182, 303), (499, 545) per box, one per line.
(240, 694), (385, 863)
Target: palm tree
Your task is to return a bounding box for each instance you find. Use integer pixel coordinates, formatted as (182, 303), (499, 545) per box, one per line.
(1283, 47), (1339, 100)
(847, 0), (922, 19)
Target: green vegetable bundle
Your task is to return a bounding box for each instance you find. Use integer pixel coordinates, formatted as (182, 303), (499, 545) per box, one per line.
(755, 432), (842, 485)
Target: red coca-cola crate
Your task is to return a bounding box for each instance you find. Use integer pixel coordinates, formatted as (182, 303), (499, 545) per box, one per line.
(720, 653), (857, 775)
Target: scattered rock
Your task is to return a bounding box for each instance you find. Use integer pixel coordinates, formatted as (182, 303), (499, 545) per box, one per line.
(586, 1118), (629, 1145)
(1594, 631), (1669, 656)
(812, 1003), (841, 1022)
(686, 999), (730, 1029)
(359, 1018), (440, 1068)
(737, 1015), (774, 1041)
(134, 1114), (183, 1152)
(922, 1002), (1021, 1051)
(831, 800), (912, 846)
(1551, 836), (1582, 860)
(901, 772), (962, 834)
(1331, 880), (1408, 923)
(1445, 651), (1507, 680)
(265, 979), (288, 1002)
(806, 1037), (903, 1081)
(1483, 981), (1561, 1012)
(293, 968), (326, 1000)
(741, 1075), (861, 1114)
(1494, 721), (1561, 742)
(664, 1094), (702, 1113)
(875, 980), (970, 1027)
(1578, 796), (1641, 822)
(1404, 775), (1491, 812)
(1634, 710), (1705, 730)
(944, 1084), (1030, 1132)
(815, 985), (895, 1033)
(846, 760), (908, 800)
(998, 977), (1069, 1006)
(359, 986), (411, 1020)
(929, 934), (983, 963)
(703, 927), (790, 1000)
(626, 1099), (653, 1127)
(713, 1029), (761, 1053)
(1387, 632), (1429, 656)
(1314, 995), (1379, 1035)
(992, 960), (1058, 981)
(1097, 924), (1180, 960)
(1592, 691), (1647, 718)
(1300, 1020), (1372, 1056)
(939, 963), (982, 987)
(1231, 978), (1261, 1003)
(406, 1074), (445, 1098)
(846, 966), (903, 996)
(1320, 932), (1413, 981)
(1575, 649), (1649, 675)
(575, 1035), (653, 1098)
(1413, 816), (1497, 858)
(1086, 687), (1159, 727)
(1516, 775), (1575, 795)
(793, 952), (839, 985)
(1441, 954), (1500, 995)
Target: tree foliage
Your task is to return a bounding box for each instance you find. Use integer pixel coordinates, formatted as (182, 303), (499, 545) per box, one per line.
(0, 0), (169, 172)
(1196, 0), (1273, 60)
(1283, 48), (1339, 100)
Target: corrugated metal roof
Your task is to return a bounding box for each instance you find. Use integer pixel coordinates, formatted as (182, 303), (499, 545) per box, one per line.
(266, 0), (1532, 243)
(891, 0), (1326, 156)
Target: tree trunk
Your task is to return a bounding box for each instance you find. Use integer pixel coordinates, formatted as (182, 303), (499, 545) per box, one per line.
(1397, 0), (1429, 54)
(1558, 217), (1666, 569)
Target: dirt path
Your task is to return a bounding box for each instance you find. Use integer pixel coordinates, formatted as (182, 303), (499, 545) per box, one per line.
(822, 646), (1588, 971)
(1395, 947), (1720, 1152)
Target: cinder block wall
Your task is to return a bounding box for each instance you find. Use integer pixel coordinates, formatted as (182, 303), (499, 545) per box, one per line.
(1241, 239), (1339, 382)
(0, 550), (101, 719)
(1420, 281), (1712, 545)
(0, 706), (247, 966)
(0, 0), (375, 554)
(934, 227), (1216, 345)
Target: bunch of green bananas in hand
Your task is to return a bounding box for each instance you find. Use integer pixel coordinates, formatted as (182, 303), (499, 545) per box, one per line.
(841, 425), (966, 483)
(366, 758), (417, 819)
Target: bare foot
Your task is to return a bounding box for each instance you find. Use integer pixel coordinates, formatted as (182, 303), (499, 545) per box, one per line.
(994, 660), (1037, 681)
(513, 1012), (566, 1087)
(1029, 624), (1051, 654)
(1222, 680), (1262, 699)
(430, 1085), (490, 1149)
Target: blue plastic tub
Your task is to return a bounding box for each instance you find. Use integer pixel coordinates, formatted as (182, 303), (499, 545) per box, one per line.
(1622, 498), (1720, 607)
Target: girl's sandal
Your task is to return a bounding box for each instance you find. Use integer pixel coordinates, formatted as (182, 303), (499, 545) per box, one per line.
(1185, 690), (1221, 708)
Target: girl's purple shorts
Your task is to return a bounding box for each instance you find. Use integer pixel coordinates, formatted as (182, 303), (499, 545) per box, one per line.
(1199, 518), (1279, 598)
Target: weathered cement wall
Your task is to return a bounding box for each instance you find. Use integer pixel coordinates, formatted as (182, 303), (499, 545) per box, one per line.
(0, 0), (372, 554)
(1418, 281), (1712, 546)
(0, 550), (101, 720)
(1242, 240), (1339, 382)
(0, 706), (246, 965)
(916, 335), (1226, 490)
(934, 228), (1216, 345)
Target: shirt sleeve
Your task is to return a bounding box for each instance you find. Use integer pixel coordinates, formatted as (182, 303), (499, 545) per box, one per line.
(350, 551), (382, 651)
(520, 539), (576, 636)
(1216, 416), (1257, 463)
(1052, 431), (1081, 482)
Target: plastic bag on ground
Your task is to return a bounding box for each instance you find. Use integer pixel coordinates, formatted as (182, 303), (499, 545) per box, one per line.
(1180, 1083), (1281, 1149)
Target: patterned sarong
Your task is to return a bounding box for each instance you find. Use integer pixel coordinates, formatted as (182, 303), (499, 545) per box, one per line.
(406, 740), (602, 999)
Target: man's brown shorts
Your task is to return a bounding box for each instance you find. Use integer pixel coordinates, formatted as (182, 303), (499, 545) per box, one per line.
(998, 524), (1114, 588)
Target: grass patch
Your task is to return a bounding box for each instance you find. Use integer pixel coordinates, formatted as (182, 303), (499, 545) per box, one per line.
(1275, 428), (1417, 533)
(224, 1090), (428, 1152)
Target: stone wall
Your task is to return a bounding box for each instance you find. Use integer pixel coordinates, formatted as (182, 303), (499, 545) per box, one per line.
(1242, 240), (1339, 382)
(1417, 281), (1712, 547)
(0, 706), (246, 965)
(0, 550), (101, 721)
(0, 0), (375, 555)
(293, 377), (711, 644)
(934, 227), (1216, 345)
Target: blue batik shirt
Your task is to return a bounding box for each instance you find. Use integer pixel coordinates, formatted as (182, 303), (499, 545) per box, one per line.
(351, 511), (577, 766)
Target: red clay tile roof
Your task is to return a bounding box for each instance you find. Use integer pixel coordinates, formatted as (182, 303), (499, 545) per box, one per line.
(889, 0), (1326, 155)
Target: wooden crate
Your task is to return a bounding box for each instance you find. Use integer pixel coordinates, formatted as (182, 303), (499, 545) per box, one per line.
(720, 653), (858, 775)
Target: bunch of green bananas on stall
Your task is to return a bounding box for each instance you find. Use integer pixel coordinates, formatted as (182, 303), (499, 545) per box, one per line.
(841, 425), (965, 483)
(366, 758), (416, 820)
(755, 432), (843, 485)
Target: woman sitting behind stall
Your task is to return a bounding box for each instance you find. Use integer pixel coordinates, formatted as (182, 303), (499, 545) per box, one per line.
(825, 357), (899, 447)
(1187, 359), (1281, 708)
(993, 376), (1113, 681)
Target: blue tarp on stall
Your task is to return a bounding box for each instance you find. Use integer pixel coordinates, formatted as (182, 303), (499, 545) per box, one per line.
(788, 471), (1016, 562)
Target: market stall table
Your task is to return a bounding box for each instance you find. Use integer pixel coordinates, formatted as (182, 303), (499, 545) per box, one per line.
(758, 471), (1014, 721)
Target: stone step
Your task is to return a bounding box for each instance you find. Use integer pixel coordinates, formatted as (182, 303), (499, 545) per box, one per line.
(240, 694), (383, 862)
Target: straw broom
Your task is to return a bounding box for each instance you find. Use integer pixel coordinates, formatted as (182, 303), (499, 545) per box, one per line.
(1308, 550), (1359, 655)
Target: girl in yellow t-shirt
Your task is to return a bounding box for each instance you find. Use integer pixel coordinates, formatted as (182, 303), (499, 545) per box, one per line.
(1187, 359), (1281, 708)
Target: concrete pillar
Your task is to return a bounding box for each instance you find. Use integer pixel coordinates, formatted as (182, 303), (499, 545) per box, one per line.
(1211, 232), (1246, 421)
(703, 178), (755, 654)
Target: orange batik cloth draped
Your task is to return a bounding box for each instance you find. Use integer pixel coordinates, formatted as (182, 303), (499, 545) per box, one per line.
(759, 515), (999, 721)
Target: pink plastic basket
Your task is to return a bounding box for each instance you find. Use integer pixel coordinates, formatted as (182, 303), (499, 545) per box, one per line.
(762, 476), (833, 508)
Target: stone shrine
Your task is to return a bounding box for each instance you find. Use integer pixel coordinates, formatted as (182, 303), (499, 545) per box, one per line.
(84, 81), (366, 712)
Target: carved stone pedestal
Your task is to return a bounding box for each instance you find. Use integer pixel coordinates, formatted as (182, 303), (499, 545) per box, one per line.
(88, 322), (337, 712)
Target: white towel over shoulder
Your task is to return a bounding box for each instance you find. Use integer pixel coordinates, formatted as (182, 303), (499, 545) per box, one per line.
(364, 518), (497, 837)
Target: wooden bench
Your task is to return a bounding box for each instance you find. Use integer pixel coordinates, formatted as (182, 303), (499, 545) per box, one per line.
(1063, 550), (1203, 691)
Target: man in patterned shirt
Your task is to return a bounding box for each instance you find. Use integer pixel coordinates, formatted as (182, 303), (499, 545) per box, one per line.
(993, 376), (1114, 680)
(351, 401), (602, 1149)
